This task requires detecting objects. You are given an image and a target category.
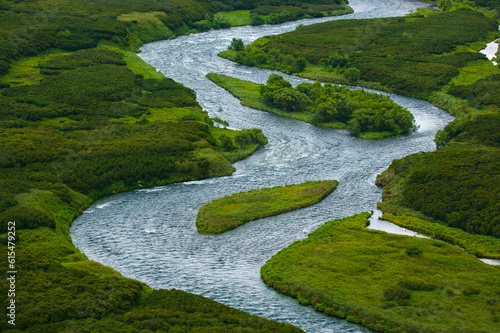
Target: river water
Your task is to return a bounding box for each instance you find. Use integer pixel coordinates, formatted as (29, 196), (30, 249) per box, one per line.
(70, 1), (459, 332)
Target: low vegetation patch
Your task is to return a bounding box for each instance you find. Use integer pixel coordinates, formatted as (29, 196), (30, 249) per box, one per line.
(196, 180), (338, 234)
(261, 213), (500, 333)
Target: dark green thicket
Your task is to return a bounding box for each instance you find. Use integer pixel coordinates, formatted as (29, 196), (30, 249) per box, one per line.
(224, 10), (497, 97)
(214, 0), (347, 11)
(0, 0), (213, 75)
(448, 74), (500, 109)
(378, 142), (499, 237)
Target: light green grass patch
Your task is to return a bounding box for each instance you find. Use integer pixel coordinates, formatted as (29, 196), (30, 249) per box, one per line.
(196, 180), (339, 234)
(261, 213), (500, 333)
(0, 50), (70, 86)
(215, 10), (252, 27)
(446, 59), (500, 87)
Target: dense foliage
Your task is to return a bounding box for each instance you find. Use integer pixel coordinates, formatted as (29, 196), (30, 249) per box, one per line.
(377, 141), (499, 237)
(0, 0), (217, 75)
(448, 74), (500, 111)
(0, 49), (257, 233)
(261, 213), (500, 333)
(196, 180), (338, 234)
(221, 10), (497, 97)
(261, 74), (417, 136)
(0, 228), (304, 333)
(208, 72), (416, 139)
(213, 0), (347, 12)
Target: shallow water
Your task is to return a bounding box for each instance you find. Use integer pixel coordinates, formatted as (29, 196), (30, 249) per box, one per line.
(70, 1), (468, 331)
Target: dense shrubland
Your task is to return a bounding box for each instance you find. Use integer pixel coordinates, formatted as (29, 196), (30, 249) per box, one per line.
(220, 10), (497, 97)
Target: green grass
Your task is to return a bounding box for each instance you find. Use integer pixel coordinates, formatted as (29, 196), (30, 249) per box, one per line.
(261, 213), (500, 333)
(380, 213), (500, 259)
(215, 10), (252, 26)
(196, 180), (338, 234)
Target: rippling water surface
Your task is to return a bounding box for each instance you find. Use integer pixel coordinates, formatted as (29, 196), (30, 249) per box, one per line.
(71, 1), (458, 332)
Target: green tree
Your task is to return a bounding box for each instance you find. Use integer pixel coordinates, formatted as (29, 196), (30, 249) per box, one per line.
(293, 57), (307, 73)
(219, 134), (235, 151)
(234, 133), (251, 148)
(345, 67), (360, 83)
(228, 38), (244, 52)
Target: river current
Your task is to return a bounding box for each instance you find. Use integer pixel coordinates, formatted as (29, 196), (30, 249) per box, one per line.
(70, 1), (457, 332)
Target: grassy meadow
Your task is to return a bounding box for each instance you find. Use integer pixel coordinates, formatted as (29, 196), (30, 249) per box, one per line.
(196, 180), (338, 234)
(261, 213), (500, 333)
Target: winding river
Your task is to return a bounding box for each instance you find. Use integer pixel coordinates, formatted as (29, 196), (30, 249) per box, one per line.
(70, 1), (460, 332)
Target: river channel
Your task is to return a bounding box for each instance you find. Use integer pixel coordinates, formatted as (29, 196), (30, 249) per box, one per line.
(70, 1), (459, 332)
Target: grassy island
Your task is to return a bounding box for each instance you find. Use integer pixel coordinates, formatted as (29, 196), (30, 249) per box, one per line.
(261, 213), (500, 333)
(207, 73), (416, 140)
(196, 180), (338, 234)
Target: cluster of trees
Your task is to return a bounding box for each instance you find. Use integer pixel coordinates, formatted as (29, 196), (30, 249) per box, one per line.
(448, 74), (500, 111)
(226, 38), (309, 74)
(218, 128), (268, 151)
(260, 74), (416, 136)
(389, 144), (499, 237)
(225, 10), (497, 97)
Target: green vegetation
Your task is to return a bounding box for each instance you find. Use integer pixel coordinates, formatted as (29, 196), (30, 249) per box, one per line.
(375, 140), (500, 238)
(0, 226), (303, 332)
(261, 213), (500, 333)
(207, 73), (417, 139)
(214, 2), (353, 27)
(0, 23), (291, 331)
(219, 10), (497, 98)
(197, 180), (338, 234)
(380, 213), (500, 259)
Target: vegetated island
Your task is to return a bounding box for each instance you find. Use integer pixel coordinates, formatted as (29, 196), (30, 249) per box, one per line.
(196, 180), (338, 234)
(261, 213), (500, 333)
(207, 72), (417, 140)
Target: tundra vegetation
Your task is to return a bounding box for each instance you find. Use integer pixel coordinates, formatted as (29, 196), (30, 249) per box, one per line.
(196, 180), (338, 234)
(0, 0), (333, 331)
(217, 1), (500, 331)
(207, 73), (417, 139)
(261, 213), (500, 333)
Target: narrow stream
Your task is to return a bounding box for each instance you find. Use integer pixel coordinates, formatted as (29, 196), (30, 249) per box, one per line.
(70, 1), (469, 331)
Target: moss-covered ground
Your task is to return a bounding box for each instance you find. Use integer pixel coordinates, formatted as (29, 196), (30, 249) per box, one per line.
(196, 180), (338, 234)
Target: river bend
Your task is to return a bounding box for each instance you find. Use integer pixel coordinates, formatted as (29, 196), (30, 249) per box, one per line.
(70, 1), (456, 332)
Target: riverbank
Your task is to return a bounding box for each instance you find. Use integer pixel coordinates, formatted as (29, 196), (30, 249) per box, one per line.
(196, 180), (338, 234)
(261, 213), (500, 333)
